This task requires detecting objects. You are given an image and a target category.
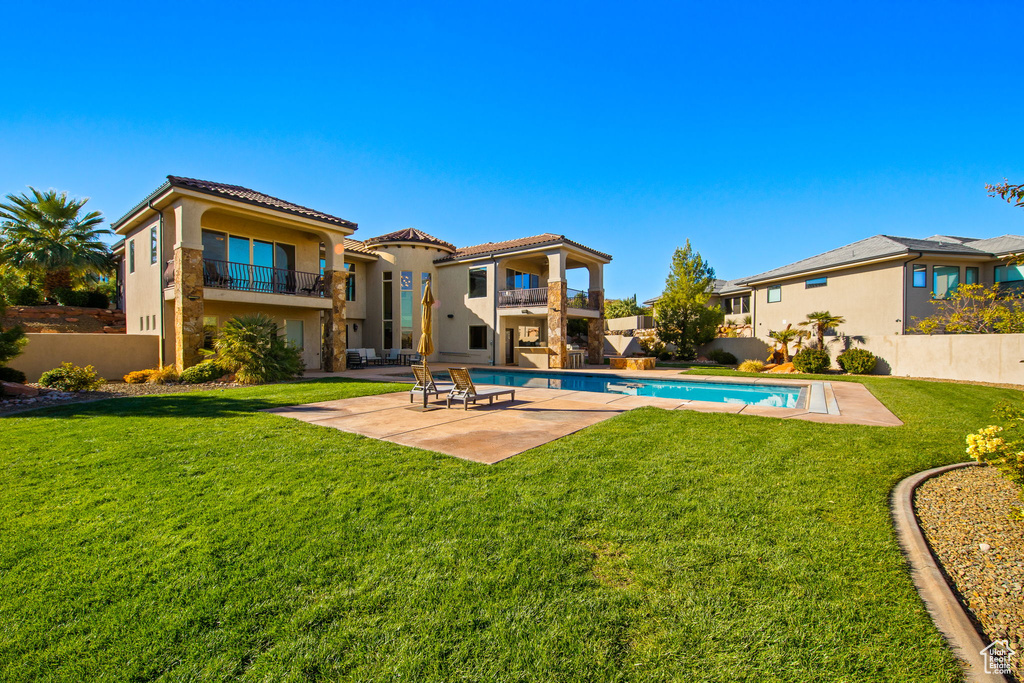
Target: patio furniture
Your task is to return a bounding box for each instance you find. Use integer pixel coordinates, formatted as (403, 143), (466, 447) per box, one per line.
(384, 349), (401, 365)
(365, 349), (384, 365)
(568, 345), (585, 369)
(446, 367), (516, 410)
(346, 351), (364, 369)
(301, 275), (324, 296)
(409, 363), (453, 403)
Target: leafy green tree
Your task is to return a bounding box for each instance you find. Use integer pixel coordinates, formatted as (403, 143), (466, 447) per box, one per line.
(0, 188), (112, 297)
(0, 298), (28, 368)
(912, 283), (1024, 334)
(799, 311), (846, 350)
(654, 241), (723, 359)
(604, 294), (647, 320)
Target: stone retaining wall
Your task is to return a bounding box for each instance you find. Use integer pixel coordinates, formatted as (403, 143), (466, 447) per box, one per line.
(3, 306), (126, 333)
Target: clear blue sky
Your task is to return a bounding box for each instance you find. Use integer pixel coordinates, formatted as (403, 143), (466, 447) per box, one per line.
(2, 1), (1021, 299)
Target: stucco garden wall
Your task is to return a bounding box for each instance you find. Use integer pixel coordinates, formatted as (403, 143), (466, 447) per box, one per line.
(9, 334), (160, 383)
(700, 334), (1024, 385)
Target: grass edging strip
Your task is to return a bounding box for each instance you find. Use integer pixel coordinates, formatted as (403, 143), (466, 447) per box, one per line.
(891, 462), (1011, 683)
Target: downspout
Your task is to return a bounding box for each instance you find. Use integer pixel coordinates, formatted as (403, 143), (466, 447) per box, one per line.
(901, 252), (924, 335)
(491, 257), (498, 366)
(149, 200), (166, 368)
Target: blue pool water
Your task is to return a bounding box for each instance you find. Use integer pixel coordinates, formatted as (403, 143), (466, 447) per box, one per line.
(469, 369), (803, 408)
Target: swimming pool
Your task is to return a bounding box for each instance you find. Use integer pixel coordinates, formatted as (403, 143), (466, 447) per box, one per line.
(468, 369), (805, 408)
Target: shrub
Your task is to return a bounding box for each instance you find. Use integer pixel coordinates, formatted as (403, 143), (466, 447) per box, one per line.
(707, 349), (737, 365)
(965, 401), (1024, 491)
(792, 348), (831, 374)
(837, 348), (876, 374)
(738, 360), (765, 373)
(123, 369), (156, 384)
(0, 366), (27, 383)
(0, 325), (27, 367)
(147, 365), (179, 384)
(658, 351), (672, 361)
(38, 362), (105, 391)
(214, 313), (304, 384)
(83, 290), (109, 309)
(53, 288), (90, 307)
(634, 329), (666, 357)
(13, 286), (42, 306)
(179, 360), (227, 384)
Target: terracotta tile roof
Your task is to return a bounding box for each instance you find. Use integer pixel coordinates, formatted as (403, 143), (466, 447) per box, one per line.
(167, 176), (357, 229)
(436, 233), (612, 263)
(343, 238), (378, 256)
(363, 228), (455, 252)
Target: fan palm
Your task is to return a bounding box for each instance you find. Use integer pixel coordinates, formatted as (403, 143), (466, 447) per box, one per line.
(0, 188), (112, 296)
(799, 311), (846, 350)
(768, 325), (808, 363)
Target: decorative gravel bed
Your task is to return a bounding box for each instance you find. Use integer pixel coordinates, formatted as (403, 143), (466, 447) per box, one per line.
(915, 465), (1023, 679)
(0, 381), (242, 416)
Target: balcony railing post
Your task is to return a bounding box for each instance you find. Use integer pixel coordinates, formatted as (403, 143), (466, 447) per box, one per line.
(199, 258), (324, 298)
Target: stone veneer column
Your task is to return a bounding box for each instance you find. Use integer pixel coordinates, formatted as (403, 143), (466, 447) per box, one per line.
(174, 246), (205, 371)
(323, 269), (348, 372)
(587, 289), (605, 365)
(547, 280), (568, 369)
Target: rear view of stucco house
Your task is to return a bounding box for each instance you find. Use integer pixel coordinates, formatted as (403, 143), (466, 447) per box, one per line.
(112, 176), (610, 373)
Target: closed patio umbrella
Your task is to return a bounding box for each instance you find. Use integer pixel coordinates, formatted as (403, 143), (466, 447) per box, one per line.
(417, 279), (435, 408)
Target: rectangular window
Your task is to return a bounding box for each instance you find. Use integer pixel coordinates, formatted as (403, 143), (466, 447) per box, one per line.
(150, 226), (158, 264)
(724, 295), (750, 315)
(932, 266), (959, 299)
(382, 272), (393, 349)
(505, 269), (539, 290)
(421, 271), (431, 295)
(995, 265), (1024, 290)
(469, 325), (488, 350)
(229, 235), (250, 263)
(151, 315), (156, 330)
(912, 264), (927, 288)
(805, 277), (827, 288)
(345, 263), (356, 301)
(400, 271), (414, 349)
(469, 267), (487, 298)
(965, 267), (979, 285)
(202, 230), (227, 261)
(139, 316), (143, 331)
(129, 240), (135, 273)
(274, 243), (295, 272)
(766, 285), (781, 303)
(285, 320), (304, 349)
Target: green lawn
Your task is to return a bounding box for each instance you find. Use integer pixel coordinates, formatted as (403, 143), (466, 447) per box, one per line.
(0, 376), (1013, 681)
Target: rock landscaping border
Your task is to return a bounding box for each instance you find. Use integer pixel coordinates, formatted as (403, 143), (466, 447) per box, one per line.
(891, 462), (1012, 682)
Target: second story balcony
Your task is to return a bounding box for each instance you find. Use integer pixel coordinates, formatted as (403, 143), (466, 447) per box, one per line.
(164, 258), (325, 298)
(497, 287), (599, 310)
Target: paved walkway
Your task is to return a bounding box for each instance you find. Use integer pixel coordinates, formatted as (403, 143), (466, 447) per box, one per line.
(269, 365), (902, 464)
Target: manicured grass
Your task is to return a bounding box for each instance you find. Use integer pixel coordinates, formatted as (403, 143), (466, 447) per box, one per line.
(0, 376), (1014, 681)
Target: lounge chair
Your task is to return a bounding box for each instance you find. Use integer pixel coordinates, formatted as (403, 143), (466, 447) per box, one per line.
(409, 363), (453, 403)
(365, 349), (384, 365)
(446, 367), (516, 410)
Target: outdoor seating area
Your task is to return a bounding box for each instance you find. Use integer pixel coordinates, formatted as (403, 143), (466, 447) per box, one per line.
(346, 348), (423, 368)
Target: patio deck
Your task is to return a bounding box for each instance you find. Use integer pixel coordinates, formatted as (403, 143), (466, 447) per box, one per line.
(268, 365), (902, 464)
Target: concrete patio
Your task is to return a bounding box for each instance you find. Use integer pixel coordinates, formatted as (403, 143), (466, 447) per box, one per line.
(267, 365), (902, 464)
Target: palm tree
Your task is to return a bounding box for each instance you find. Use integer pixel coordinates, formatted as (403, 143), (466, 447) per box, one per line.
(768, 324), (808, 363)
(0, 188), (112, 297)
(799, 311), (846, 350)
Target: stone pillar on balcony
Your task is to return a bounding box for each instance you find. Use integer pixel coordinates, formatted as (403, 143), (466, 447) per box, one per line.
(169, 199), (206, 371)
(587, 290), (605, 365)
(546, 250), (568, 369)
(586, 262), (605, 365)
(321, 234), (349, 372)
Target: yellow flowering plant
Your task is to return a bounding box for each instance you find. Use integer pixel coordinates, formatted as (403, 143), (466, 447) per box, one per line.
(966, 402), (1024, 486)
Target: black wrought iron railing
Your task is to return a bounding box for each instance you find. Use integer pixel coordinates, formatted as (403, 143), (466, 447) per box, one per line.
(496, 287), (600, 309)
(164, 258), (325, 298)
(497, 287), (548, 307)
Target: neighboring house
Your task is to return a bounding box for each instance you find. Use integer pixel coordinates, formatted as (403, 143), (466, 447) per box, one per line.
(112, 176), (610, 372)
(644, 234), (1024, 340)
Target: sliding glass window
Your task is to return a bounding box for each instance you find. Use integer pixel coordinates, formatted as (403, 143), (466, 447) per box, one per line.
(400, 271), (413, 349)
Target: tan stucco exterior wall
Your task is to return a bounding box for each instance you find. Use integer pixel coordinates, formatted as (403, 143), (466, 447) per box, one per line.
(202, 301), (324, 370)
(435, 261), (495, 365)
(752, 261), (905, 338)
(122, 218), (164, 336)
(9, 334), (160, 383)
